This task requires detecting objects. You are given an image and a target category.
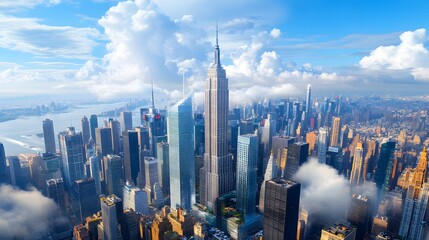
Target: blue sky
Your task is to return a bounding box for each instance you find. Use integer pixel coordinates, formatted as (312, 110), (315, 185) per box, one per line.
(1, 0), (429, 104)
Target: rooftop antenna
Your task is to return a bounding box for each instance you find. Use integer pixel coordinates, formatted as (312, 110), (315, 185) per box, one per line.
(214, 22), (221, 66)
(151, 79), (155, 109)
(216, 21), (219, 47)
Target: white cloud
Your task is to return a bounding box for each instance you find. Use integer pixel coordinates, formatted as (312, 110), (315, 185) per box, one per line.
(270, 28), (281, 38)
(0, 0), (61, 12)
(360, 28), (429, 81)
(0, 15), (100, 59)
(0, 185), (58, 239)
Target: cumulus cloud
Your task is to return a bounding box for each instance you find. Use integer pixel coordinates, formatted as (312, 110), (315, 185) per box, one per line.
(360, 28), (429, 81)
(293, 158), (350, 217)
(0, 185), (58, 239)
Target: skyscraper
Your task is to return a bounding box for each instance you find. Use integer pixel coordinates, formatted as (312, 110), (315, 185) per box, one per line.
(109, 119), (121, 154)
(90, 114), (98, 142)
(0, 142), (7, 184)
(81, 116), (91, 144)
(123, 131), (140, 185)
(347, 194), (371, 239)
(59, 127), (85, 187)
(73, 178), (100, 222)
(135, 126), (151, 151)
(123, 181), (149, 214)
(202, 29), (235, 210)
(263, 179), (300, 240)
(374, 140), (396, 193)
(330, 117), (341, 147)
(120, 111), (133, 132)
(104, 154), (123, 198)
(89, 155), (101, 195)
(157, 142), (170, 194)
(317, 127), (328, 164)
(144, 157), (159, 204)
(320, 224), (356, 240)
(236, 134), (258, 217)
(284, 142), (309, 179)
(100, 194), (122, 240)
(305, 84), (311, 116)
(46, 178), (66, 217)
(259, 152), (274, 213)
(43, 118), (56, 153)
(168, 96), (196, 210)
(95, 128), (113, 157)
(350, 142), (364, 186)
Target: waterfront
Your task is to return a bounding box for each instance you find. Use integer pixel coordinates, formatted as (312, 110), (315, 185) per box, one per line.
(0, 102), (142, 156)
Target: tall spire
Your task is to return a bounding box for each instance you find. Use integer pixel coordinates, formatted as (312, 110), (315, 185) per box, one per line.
(214, 23), (221, 67)
(151, 79), (155, 109)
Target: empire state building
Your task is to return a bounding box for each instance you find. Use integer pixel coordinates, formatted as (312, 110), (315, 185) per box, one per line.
(201, 29), (235, 210)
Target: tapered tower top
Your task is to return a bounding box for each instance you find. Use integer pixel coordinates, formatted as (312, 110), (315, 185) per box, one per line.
(213, 23), (221, 67)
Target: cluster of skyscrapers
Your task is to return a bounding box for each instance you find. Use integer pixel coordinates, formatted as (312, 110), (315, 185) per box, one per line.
(1, 32), (429, 240)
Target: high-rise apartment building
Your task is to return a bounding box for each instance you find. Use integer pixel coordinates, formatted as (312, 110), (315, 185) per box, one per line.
(59, 127), (85, 187)
(236, 134), (258, 217)
(120, 111), (133, 132)
(201, 30), (235, 211)
(263, 179), (300, 240)
(168, 96), (195, 210)
(123, 130), (140, 185)
(43, 118), (56, 153)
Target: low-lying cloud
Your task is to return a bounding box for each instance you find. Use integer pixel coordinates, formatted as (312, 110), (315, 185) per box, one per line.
(0, 184), (58, 239)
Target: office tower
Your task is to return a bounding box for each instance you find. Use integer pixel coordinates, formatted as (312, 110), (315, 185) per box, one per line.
(371, 214), (388, 237)
(9, 156), (31, 189)
(202, 30), (235, 210)
(399, 148), (428, 239)
(35, 153), (62, 193)
(317, 127), (328, 164)
(89, 155), (101, 195)
(259, 152), (274, 213)
(194, 115), (205, 155)
(157, 142), (170, 194)
(153, 182), (164, 208)
(73, 224), (90, 240)
(120, 111), (133, 132)
(95, 128), (113, 156)
(0, 142), (7, 184)
(81, 116), (91, 144)
(283, 142), (309, 179)
(272, 136), (295, 177)
(347, 194), (371, 239)
(134, 126), (150, 151)
(43, 118), (56, 153)
(46, 178), (66, 216)
(123, 181), (149, 214)
(263, 179), (300, 240)
(261, 113), (276, 159)
(151, 207), (173, 240)
(59, 127), (85, 187)
(350, 142), (364, 186)
(100, 195), (122, 240)
(374, 140), (396, 193)
(104, 154), (123, 198)
(305, 84), (311, 116)
(108, 119), (121, 154)
(90, 114), (98, 141)
(320, 224), (356, 240)
(236, 134), (258, 217)
(123, 131), (140, 185)
(73, 178), (100, 222)
(168, 96), (196, 210)
(167, 208), (196, 238)
(330, 117), (341, 147)
(144, 157), (160, 203)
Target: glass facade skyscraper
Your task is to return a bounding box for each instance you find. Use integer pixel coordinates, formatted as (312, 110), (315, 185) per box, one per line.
(59, 127), (85, 188)
(168, 96), (195, 210)
(43, 118), (56, 154)
(236, 134), (258, 217)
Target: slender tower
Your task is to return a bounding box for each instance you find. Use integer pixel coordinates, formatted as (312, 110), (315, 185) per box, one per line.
(202, 26), (234, 210)
(305, 84), (311, 115)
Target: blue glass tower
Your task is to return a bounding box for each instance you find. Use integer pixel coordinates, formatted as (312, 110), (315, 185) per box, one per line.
(168, 96), (195, 210)
(236, 134), (259, 217)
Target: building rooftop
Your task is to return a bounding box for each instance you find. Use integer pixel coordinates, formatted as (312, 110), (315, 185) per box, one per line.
(269, 178), (299, 188)
(100, 194), (122, 206)
(323, 224), (355, 237)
